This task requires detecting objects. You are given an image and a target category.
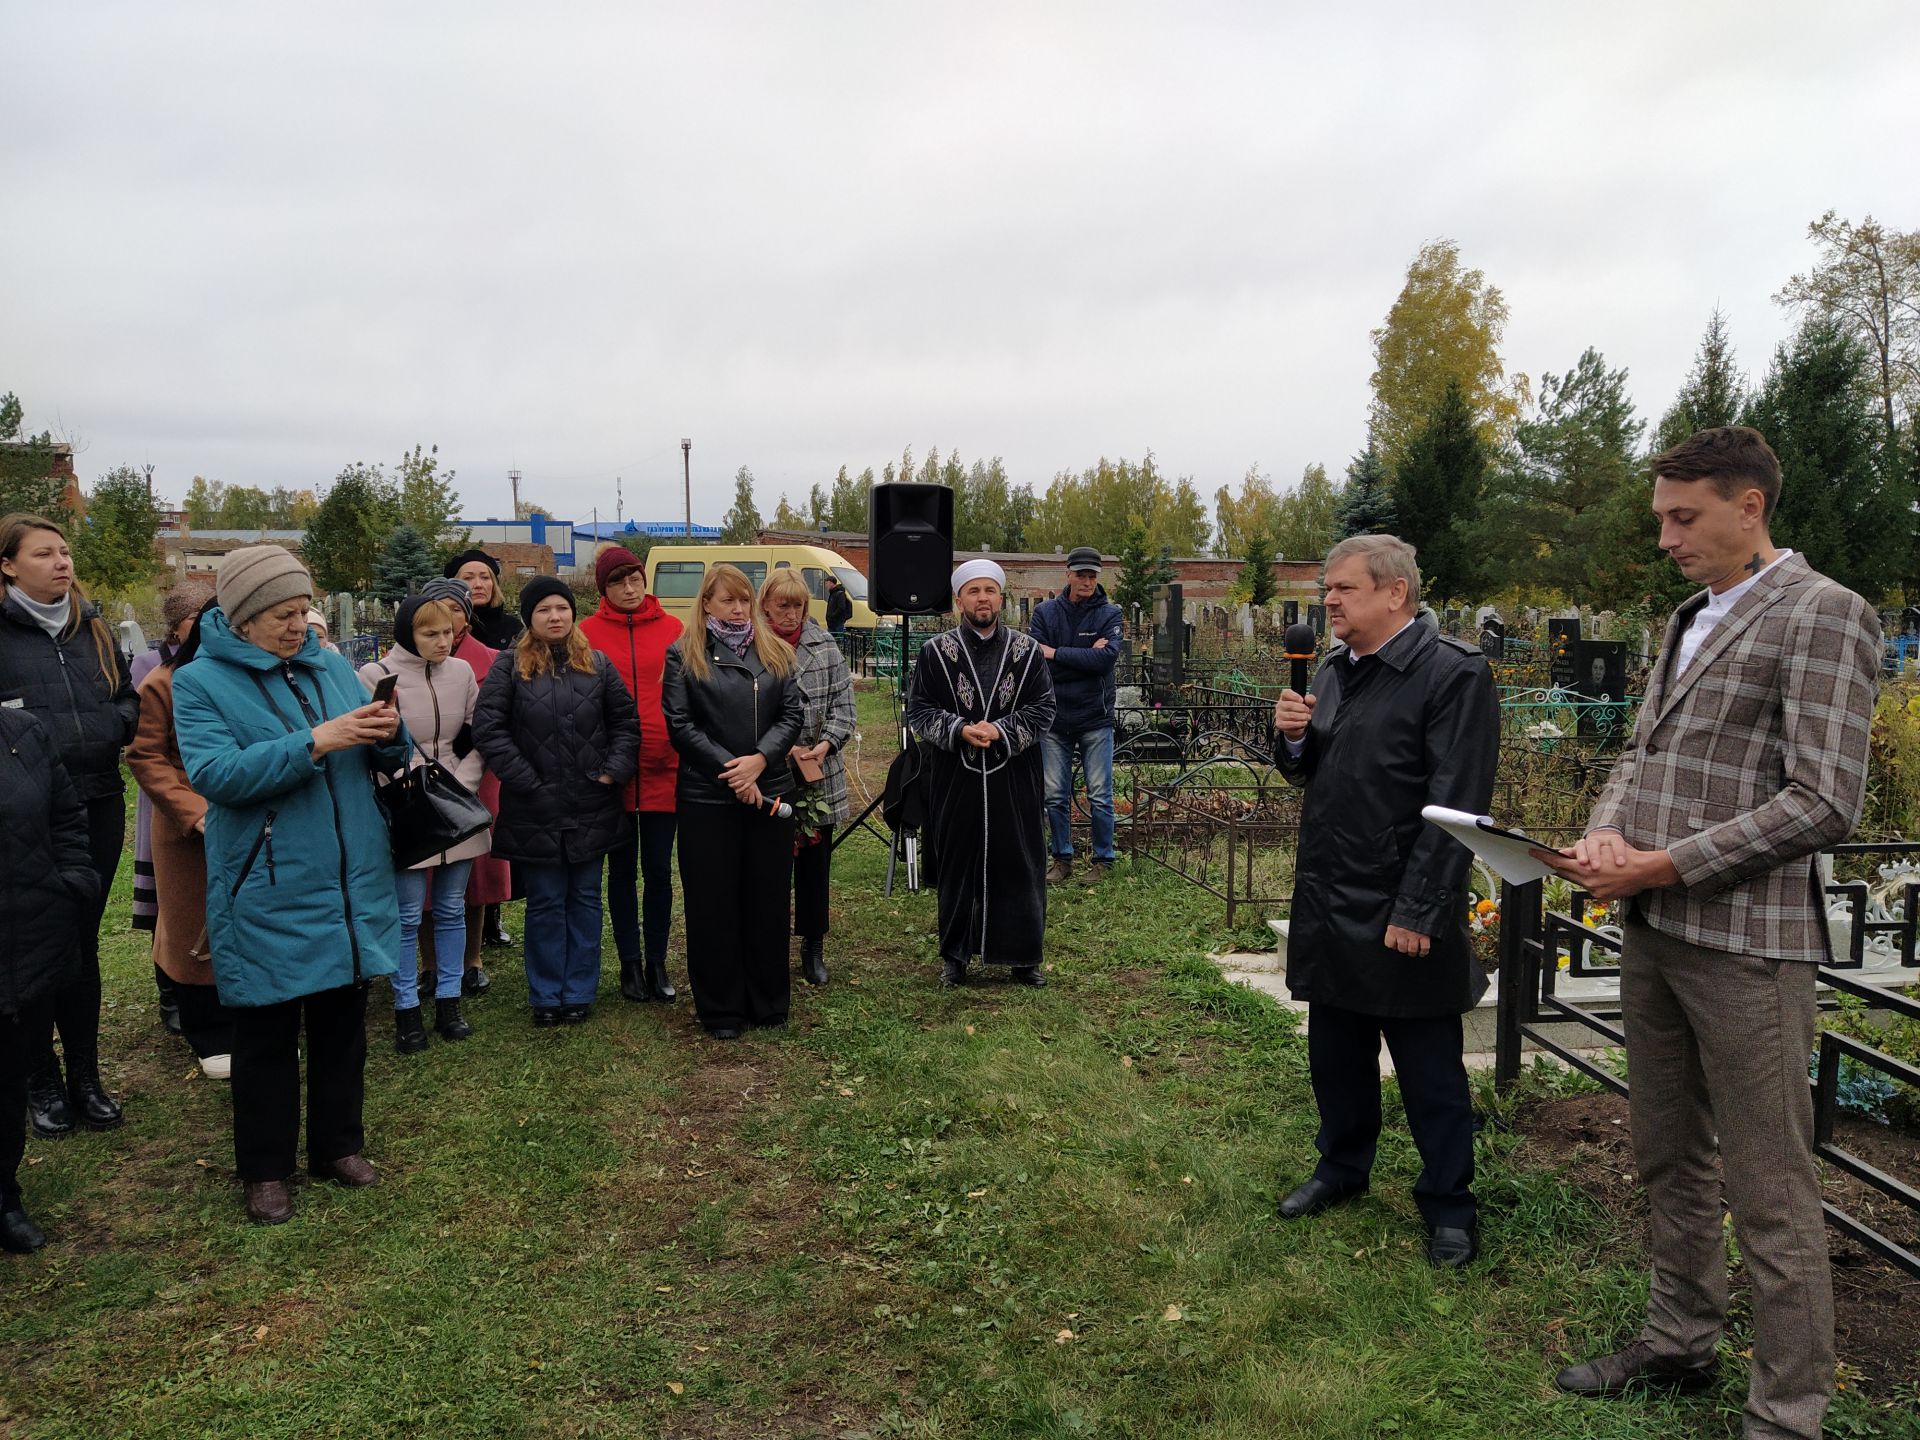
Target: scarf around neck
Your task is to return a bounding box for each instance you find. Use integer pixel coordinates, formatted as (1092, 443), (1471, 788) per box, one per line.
(707, 615), (755, 658)
(767, 616), (805, 646)
(10, 586), (74, 639)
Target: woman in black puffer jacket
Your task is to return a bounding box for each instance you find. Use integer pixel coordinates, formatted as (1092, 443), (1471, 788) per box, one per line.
(660, 563), (803, 1040)
(0, 514), (138, 1138)
(474, 578), (638, 1025)
(0, 709), (101, 1252)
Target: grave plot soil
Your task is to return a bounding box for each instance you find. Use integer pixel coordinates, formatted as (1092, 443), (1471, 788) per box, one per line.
(1514, 1092), (1920, 1394)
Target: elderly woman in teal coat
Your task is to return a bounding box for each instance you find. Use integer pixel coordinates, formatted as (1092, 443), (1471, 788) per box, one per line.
(172, 546), (408, 1226)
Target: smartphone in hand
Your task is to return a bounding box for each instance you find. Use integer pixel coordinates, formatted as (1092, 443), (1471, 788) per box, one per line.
(371, 673), (398, 706)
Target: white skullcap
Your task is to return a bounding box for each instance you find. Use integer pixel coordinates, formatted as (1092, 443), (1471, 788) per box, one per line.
(950, 558), (1006, 594)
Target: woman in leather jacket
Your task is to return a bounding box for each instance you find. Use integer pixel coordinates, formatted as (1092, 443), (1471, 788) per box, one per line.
(660, 564), (803, 1039)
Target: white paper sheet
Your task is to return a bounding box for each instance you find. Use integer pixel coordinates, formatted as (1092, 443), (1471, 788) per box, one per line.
(1419, 805), (1556, 885)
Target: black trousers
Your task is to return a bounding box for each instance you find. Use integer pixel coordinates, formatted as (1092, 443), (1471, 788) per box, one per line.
(678, 803), (794, 1032)
(607, 812), (678, 965)
(1307, 1001), (1476, 1230)
(31, 793), (124, 1087)
(2, 999), (52, 1206)
(792, 824), (834, 941)
(175, 982), (236, 1060)
(228, 983), (369, 1182)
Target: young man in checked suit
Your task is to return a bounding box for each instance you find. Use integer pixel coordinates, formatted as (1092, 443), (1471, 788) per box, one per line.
(1540, 426), (1880, 1440)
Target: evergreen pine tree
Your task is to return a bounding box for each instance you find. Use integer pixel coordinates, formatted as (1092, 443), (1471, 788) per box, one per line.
(1744, 316), (1908, 602)
(373, 524), (440, 604)
(1390, 381), (1487, 605)
(1234, 534), (1278, 607)
(1336, 446), (1397, 536)
(1112, 522), (1158, 616)
(721, 466), (763, 543)
(1655, 307), (1745, 453)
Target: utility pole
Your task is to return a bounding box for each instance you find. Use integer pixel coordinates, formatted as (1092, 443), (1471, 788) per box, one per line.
(616, 475), (623, 527)
(508, 468), (522, 520)
(681, 439), (692, 537)
(142, 462), (154, 509)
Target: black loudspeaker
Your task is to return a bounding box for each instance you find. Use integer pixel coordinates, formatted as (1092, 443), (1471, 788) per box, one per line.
(868, 483), (954, 614)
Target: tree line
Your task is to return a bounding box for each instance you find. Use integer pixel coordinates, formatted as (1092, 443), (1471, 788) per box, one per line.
(8, 209), (1916, 614)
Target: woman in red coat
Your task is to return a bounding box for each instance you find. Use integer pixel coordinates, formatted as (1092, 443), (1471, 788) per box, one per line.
(578, 547), (684, 1002)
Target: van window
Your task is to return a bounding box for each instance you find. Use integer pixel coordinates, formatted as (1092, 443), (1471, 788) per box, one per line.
(653, 561), (705, 598)
(774, 560), (790, 569)
(735, 562), (767, 590)
(801, 567), (827, 599)
(832, 567), (868, 601)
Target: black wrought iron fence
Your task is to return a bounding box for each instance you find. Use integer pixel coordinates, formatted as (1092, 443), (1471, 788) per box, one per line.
(1126, 783), (1298, 926)
(1494, 843), (1920, 1279)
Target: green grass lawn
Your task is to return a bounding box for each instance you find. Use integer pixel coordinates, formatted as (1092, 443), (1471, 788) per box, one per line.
(3, 685), (1915, 1438)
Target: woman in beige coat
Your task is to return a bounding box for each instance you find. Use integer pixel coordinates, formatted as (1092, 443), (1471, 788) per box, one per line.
(125, 600), (236, 1077)
(358, 595), (489, 1052)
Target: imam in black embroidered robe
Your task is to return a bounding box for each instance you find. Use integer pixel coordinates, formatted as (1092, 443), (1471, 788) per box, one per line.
(904, 623), (1056, 968)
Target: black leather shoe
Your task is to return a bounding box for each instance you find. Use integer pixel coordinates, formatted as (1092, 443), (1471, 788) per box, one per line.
(1427, 1225), (1478, 1268)
(27, 1074), (75, 1138)
(531, 1008), (560, 1028)
(434, 998), (472, 1041)
(484, 928), (514, 949)
(68, 1075), (124, 1131)
(394, 1006), (429, 1055)
(618, 958), (648, 1003)
(461, 965), (490, 997)
(557, 1004), (591, 1025)
(709, 1026), (742, 1041)
(1011, 966), (1046, 988)
(160, 1000), (184, 1037)
(644, 956), (677, 1003)
(1, 1205), (47, 1254)
(1554, 1339), (1718, 1398)
(1278, 1176), (1368, 1220)
(799, 937), (828, 987)
(940, 958), (965, 988)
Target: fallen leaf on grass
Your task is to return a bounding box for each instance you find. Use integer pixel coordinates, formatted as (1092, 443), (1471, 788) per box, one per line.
(666, 1381), (684, 1395)
(964, 1025), (975, 1036)
(1162, 1304), (1183, 1322)
(253, 1325), (269, 1341)
(1180, 1175), (1193, 1185)
(654, 1285), (673, 1293)
(193, 1159), (209, 1168)
(1054, 1329), (1076, 1344)
(967, 1188), (988, 1199)
(1120, 1055), (1133, 1068)
(837, 1087), (855, 1097)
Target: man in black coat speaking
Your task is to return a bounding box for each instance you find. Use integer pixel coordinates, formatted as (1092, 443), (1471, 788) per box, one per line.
(1272, 534), (1499, 1268)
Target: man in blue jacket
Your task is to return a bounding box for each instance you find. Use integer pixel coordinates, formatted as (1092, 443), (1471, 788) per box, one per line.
(1028, 547), (1124, 884)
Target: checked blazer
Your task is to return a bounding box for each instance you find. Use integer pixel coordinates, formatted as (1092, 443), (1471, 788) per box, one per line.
(1587, 552), (1880, 962)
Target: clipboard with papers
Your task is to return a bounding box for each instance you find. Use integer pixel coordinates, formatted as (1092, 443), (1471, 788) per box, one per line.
(1419, 805), (1557, 885)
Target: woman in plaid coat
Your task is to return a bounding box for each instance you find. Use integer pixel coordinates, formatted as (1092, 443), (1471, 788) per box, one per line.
(758, 570), (858, 986)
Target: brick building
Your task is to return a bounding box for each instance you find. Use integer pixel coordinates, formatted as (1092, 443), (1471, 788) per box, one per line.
(754, 528), (1321, 607)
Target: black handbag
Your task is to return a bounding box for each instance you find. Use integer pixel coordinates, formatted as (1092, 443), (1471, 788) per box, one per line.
(377, 738), (494, 869)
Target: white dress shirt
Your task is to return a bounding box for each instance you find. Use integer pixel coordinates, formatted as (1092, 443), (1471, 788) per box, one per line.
(1674, 550), (1792, 675)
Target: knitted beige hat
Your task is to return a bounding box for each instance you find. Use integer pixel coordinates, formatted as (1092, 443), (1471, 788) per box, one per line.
(219, 545), (313, 629)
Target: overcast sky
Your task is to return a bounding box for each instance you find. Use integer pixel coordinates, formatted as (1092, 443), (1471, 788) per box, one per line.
(3, 1), (1915, 528)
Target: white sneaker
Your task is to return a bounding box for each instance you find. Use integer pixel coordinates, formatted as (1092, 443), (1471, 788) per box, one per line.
(199, 1054), (233, 1080)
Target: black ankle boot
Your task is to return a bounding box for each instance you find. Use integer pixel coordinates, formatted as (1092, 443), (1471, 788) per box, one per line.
(434, 998), (471, 1041)
(461, 965), (490, 996)
(644, 955), (676, 1003)
(27, 1072), (74, 1138)
(1, 1203), (47, 1254)
(618, 957), (648, 1003)
(799, 937), (828, 987)
(68, 1074), (125, 1131)
(394, 1006), (429, 1054)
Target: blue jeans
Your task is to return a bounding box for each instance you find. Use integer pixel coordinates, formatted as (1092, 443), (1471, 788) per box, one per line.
(1042, 726), (1115, 863)
(393, 860), (473, 1008)
(521, 860), (605, 1009)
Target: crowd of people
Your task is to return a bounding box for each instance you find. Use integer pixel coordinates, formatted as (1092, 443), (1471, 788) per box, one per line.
(0, 423), (1878, 1439)
(0, 529), (861, 1234)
